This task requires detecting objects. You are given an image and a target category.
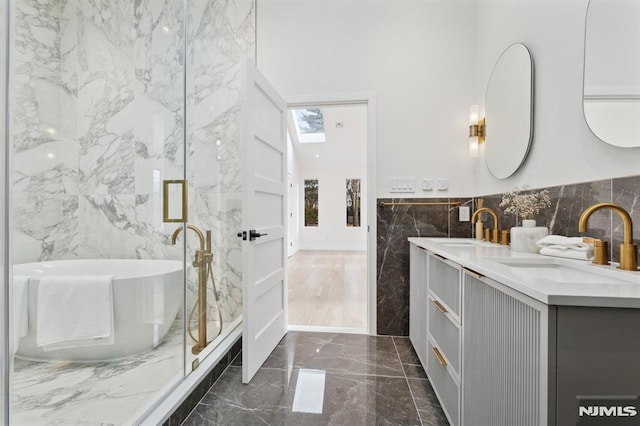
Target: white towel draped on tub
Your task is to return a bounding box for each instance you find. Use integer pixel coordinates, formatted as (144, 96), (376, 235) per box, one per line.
(536, 235), (594, 261)
(13, 276), (30, 353)
(37, 275), (115, 352)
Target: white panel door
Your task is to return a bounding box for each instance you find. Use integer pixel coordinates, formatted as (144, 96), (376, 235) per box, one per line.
(241, 57), (287, 383)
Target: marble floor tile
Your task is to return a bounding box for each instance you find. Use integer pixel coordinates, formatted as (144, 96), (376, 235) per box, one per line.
(184, 366), (422, 426)
(260, 331), (405, 377)
(12, 319), (238, 425)
(393, 336), (428, 379)
(184, 331), (448, 426)
(408, 378), (450, 426)
(12, 321), (185, 425)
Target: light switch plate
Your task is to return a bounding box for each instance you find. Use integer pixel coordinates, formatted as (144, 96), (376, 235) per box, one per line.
(436, 178), (449, 191)
(390, 178), (416, 193)
(422, 179), (434, 191)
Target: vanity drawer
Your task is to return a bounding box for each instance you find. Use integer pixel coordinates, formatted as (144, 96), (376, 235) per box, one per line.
(428, 337), (460, 426)
(428, 253), (461, 319)
(428, 294), (460, 374)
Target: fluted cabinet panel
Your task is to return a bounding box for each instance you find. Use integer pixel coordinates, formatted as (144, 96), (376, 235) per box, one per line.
(462, 272), (548, 426)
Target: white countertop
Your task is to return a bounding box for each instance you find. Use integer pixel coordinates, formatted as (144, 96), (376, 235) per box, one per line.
(409, 237), (640, 308)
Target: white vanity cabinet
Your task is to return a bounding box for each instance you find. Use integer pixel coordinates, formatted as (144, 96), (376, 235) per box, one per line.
(409, 241), (549, 426)
(409, 238), (640, 426)
(426, 253), (462, 426)
(409, 243), (428, 366)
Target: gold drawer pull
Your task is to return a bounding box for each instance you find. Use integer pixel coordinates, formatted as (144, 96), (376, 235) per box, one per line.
(432, 346), (447, 367)
(432, 299), (447, 314)
(463, 267), (483, 280)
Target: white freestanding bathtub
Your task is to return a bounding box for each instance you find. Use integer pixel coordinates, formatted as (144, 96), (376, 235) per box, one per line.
(13, 259), (183, 362)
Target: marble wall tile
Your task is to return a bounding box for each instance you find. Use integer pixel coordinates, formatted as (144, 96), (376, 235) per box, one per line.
(480, 180), (615, 259)
(376, 198), (472, 336)
(188, 0), (245, 70)
(375, 179), (640, 337)
(478, 180), (612, 239)
(133, 0), (184, 71)
(13, 194), (79, 261)
(611, 175), (640, 262)
(13, 1), (67, 157)
(77, 0), (134, 72)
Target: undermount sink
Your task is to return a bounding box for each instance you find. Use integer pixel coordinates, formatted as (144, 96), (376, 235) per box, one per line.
(488, 257), (633, 285)
(441, 240), (495, 248)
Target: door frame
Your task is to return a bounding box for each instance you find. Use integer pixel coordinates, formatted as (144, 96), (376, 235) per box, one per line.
(285, 92), (377, 335)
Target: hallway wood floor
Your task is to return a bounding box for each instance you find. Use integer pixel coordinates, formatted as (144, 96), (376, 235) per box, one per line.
(287, 250), (367, 329)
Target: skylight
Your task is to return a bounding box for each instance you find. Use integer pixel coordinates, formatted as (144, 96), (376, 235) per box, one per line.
(291, 108), (326, 143)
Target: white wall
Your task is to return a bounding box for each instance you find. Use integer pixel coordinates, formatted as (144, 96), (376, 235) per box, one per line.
(287, 136), (300, 255)
(257, 0), (477, 198)
(473, 0), (640, 195)
(299, 167), (367, 251)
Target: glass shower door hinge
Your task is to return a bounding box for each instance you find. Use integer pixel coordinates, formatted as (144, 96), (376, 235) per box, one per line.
(192, 358), (200, 371)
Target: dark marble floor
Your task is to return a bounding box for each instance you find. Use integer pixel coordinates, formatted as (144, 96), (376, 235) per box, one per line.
(182, 332), (449, 425)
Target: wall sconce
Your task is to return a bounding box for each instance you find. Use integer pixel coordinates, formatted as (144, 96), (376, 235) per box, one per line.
(469, 105), (485, 157)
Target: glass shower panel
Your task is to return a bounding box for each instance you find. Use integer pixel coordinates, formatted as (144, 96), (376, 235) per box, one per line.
(1, 0), (8, 423)
(9, 1), (187, 424)
(182, 0), (255, 364)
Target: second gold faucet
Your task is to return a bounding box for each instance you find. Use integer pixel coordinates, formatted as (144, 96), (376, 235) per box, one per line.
(579, 203), (638, 271)
(472, 207), (501, 244)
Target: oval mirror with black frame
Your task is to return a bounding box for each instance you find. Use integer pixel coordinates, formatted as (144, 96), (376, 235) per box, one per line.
(583, 0), (640, 148)
(484, 43), (534, 179)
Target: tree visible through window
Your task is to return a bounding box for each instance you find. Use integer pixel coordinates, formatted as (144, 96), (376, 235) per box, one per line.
(346, 179), (361, 227)
(304, 179), (319, 227)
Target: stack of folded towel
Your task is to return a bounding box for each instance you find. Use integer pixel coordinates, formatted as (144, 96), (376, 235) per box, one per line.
(536, 235), (594, 260)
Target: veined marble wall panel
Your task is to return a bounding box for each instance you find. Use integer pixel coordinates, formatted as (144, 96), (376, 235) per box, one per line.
(378, 176), (640, 337)
(376, 198), (472, 336)
(13, 193), (78, 260)
(185, 0), (255, 325)
(77, 70), (136, 195)
(12, 0), (255, 324)
(76, 0), (133, 72)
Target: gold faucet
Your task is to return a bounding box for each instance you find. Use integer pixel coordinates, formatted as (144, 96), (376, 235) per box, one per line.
(579, 203), (638, 271)
(172, 224), (213, 354)
(471, 207), (500, 244)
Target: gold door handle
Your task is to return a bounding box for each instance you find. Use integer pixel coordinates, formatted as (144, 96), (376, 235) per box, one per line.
(163, 180), (188, 223)
(432, 346), (447, 367)
(432, 299), (447, 314)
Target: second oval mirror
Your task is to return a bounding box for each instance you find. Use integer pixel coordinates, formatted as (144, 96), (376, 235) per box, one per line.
(484, 43), (534, 179)
(583, 0), (640, 147)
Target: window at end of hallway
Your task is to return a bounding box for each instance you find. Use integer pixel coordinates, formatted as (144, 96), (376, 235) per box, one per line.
(304, 179), (319, 227)
(346, 178), (361, 227)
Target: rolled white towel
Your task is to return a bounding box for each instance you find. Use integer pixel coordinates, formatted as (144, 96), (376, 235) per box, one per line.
(540, 247), (593, 261)
(536, 235), (593, 252)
